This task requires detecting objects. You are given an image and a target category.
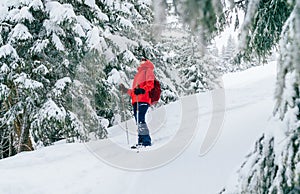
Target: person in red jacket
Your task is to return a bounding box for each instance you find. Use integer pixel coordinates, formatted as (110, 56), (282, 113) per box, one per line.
(119, 58), (155, 147)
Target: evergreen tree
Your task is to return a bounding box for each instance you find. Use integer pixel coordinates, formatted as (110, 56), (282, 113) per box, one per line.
(176, 34), (221, 94)
(235, 0), (293, 62)
(172, 0), (224, 36)
(2, 0), (281, 161)
(0, 0), (174, 157)
(222, 34), (236, 62)
(220, 0), (300, 193)
(0, 0), (120, 155)
(156, 0), (224, 97)
(165, 0), (300, 192)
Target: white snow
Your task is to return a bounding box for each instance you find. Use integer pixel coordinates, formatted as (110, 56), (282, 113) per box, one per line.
(83, 0), (95, 8)
(74, 23), (86, 37)
(86, 27), (103, 52)
(95, 9), (109, 22)
(118, 16), (134, 29)
(238, 0), (259, 51)
(0, 83), (10, 97)
(8, 23), (32, 42)
(6, 8), (19, 22)
(29, 0), (44, 11)
(32, 64), (49, 75)
(45, 1), (76, 26)
(0, 44), (19, 59)
(76, 15), (92, 31)
(0, 63), (10, 74)
(139, 0), (152, 6)
(52, 77), (71, 97)
(37, 99), (66, 121)
(14, 73), (43, 89)
(52, 33), (65, 51)
(13, 6), (34, 23)
(1, 0), (31, 8)
(43, 19), (65, 36)
(74, 37), (83, 47)
(107, 68), (121, 84)
(222, 62), (277, 89)
(31, 39), (50, 53)
(0, 4), (8, 22)
(105, 33), (138, 53)
(0, 62), (278, 194)
(115, 2), (131, 15)
(103, 0), (114, 7)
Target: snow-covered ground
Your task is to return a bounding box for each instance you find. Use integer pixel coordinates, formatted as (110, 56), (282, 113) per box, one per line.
(0, 62), (278, 194)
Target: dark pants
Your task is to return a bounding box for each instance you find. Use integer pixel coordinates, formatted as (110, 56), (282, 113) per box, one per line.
(133, 102), (151, 146)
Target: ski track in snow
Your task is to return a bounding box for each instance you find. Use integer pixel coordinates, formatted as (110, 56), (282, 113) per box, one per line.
(0, 63), (277, 194)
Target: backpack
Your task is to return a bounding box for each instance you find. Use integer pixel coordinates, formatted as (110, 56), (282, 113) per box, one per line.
(149, 78), (161, 105)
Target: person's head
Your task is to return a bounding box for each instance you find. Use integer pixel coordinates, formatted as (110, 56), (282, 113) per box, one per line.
(137, 56), (154, 70)
(140, 57), (147, 64)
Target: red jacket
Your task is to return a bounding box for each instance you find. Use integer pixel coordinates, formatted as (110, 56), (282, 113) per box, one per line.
(127, 60), (155, 105)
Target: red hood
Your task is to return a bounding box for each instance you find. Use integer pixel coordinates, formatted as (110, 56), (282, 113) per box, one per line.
(138, 60), (154, 71)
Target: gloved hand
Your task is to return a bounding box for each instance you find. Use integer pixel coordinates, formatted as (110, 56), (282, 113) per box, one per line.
(119, 83), (128, 94)
(134, 88), (145, 95)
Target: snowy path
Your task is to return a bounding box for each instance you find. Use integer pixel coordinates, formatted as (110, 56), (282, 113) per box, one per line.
(0, 63), (277, 194)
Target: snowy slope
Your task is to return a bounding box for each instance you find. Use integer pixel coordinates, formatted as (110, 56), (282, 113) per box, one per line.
(0, 62), (277, 194)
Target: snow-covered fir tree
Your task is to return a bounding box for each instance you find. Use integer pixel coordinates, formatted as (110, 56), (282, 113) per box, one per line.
(222, 35), (236, 63)
(221, 34), (250, 73)
(174, 33), (222, 94)
(0, 0), (260, 159)
(156, 0), (225, 95)
(0, 0), (111, 156)
(220, 0), (300, 193)
(0, 0), (169, 158)
(161, 0), (300, 192)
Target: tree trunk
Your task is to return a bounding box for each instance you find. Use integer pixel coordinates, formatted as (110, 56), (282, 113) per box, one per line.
(9, 132), (13, 157)
(0, 141), (3, 159)
(7, 88), (33, 154)
(17, 107), (33, 153)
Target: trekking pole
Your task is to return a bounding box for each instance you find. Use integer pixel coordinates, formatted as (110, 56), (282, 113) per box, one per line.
(136, 94), (139, 136)
(121, 93), (129, 145)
